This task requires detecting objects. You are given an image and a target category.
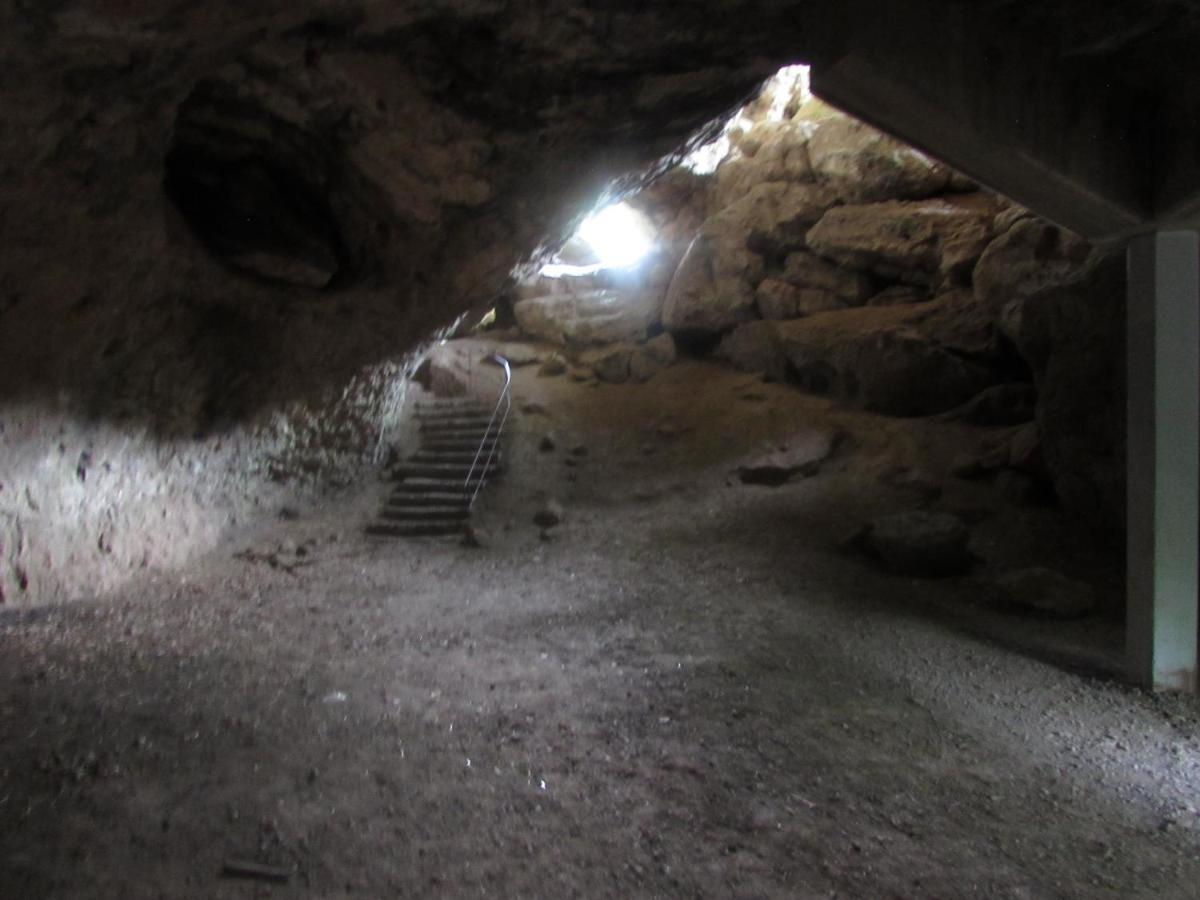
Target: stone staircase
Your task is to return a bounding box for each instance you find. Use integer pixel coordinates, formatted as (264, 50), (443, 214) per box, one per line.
(366, 397), (504, 538)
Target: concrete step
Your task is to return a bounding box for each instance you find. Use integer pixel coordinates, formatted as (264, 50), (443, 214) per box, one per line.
(419, 418), (498, 432)
(395, 463), (500, 480)
(380, 506), (469, 522)
(411, 450), (501, 466)
(387, 491), (470, 507)
(417, 408), (492, 422)
(421, 440), (498, 453)
(366, 521), (464, 538)
(392, 477), (488, 492)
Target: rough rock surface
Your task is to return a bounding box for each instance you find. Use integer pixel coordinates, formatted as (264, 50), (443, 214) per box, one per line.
(629, 334), (677, 383)
(715, 321), (790, 382)
(661, 231), (763, 336)
(807, 116), (953, 202)
(858, 511), (975, 576)
(774, 292), (1005, 416)
(514, 289), (660, 346)
(735, 430), (838, 484)
(974, 223), (1125, 527)
(806, 200), (993, 286)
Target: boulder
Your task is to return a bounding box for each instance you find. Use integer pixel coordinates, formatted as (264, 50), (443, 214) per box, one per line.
(538, 352), (568, 377)
(715, 321), (789, 382)
(806, 200), (992, 286)
(581, 344), (633, 383)
(773, 291), (1003, 416)
(866, 284), (929, 307)
(756, 278), (846, 320)
(514, 287), (661, 346)
(661, 232), (762, 336)
(941, 383), (1037, 426)
(975, 224), (1124, 528)
(663, 181), (844, 336)
(857, 511), (974, 576)
(781, 251), (874, 305)
(714, 123), (815, 213)
(972, 218), (1093, 345)
(735, 429), (838, 485)
(728, 181), (841, 257)
(808, 115), (952, 202)
(629, 333), (677, 382)
(992, 567), (1097, 619)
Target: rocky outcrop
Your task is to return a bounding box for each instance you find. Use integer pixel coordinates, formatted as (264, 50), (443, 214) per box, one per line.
(805, 199), (995, 287)
(773, 291), (1006, 416)
(661, 229), (764, 335)
(514, 288), (661, 346)
(715, 321), (790, 382)
(807, 116), (953, 202)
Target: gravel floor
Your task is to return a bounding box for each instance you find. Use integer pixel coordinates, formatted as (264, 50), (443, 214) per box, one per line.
(1, 352), (1196, 899)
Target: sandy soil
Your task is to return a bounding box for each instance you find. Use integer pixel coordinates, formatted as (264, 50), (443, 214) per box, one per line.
(1, 341), (1197, 898)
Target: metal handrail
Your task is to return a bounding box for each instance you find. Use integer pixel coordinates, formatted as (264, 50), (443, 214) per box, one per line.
(464, 354), (512, 508)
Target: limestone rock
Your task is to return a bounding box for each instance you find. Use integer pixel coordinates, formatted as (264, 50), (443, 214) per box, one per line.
(942, 383), (1037, 426)
(806, 200), (992, 286)
(493, 343), (542, 367)
(857, 511), (974, 576)
(774, 292), (1002, 416)
(756, 279), (844, 319)
(715, 321), (789, 382)
(714, 121), (815, 212)
(581, 345), (633, 383)
(781, 251), (874, 305)
(514, 288), (660, 346)
(735, 430), (838, 485)
(663, 181), (843, 336)
(661, 232), (762, 336)
(726, 181), (842, 257)
(973, 218), (1093, 345)
(866, 285), (929, 307)
(993, 567), (1097, 618)
(975, 224), (1124, 527)
(538, 352), (568, 377)
(808, 115), (952, 202)
(629, 333), (677, 382)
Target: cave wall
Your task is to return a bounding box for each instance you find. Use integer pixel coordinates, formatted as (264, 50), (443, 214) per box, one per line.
(512, 79), (1126, 530)
(0, 2), (839, 603)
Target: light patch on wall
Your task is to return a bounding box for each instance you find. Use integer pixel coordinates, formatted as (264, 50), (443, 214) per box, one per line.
(680, 63), (811, 174)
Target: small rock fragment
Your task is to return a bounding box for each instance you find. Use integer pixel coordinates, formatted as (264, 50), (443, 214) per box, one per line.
(735, 430), (838, 485)
(856, 511), (974, 576)
(992, 567), (1096, 618)
(461, 523), (488, 548)
(533, 499), (564, 529)
(538, 353), (568, 377)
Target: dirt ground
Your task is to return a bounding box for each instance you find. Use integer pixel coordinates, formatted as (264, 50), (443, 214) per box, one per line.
(2, 339), (1198, 899)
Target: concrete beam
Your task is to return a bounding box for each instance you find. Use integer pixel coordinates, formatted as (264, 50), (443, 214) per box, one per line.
(1126, 231), (1200, 692)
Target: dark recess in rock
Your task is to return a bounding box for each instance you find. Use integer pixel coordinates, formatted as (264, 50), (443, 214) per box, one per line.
(164, 79), (347, 290)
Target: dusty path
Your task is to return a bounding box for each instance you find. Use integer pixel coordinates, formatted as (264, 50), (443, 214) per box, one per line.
(2, 351), (1197, 898)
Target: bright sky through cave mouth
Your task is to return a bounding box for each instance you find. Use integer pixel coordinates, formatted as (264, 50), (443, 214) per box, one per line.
(578, 202), (655, 268)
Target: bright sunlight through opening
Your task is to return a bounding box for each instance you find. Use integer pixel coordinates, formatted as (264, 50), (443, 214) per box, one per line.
(578, 203), (655, 269)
